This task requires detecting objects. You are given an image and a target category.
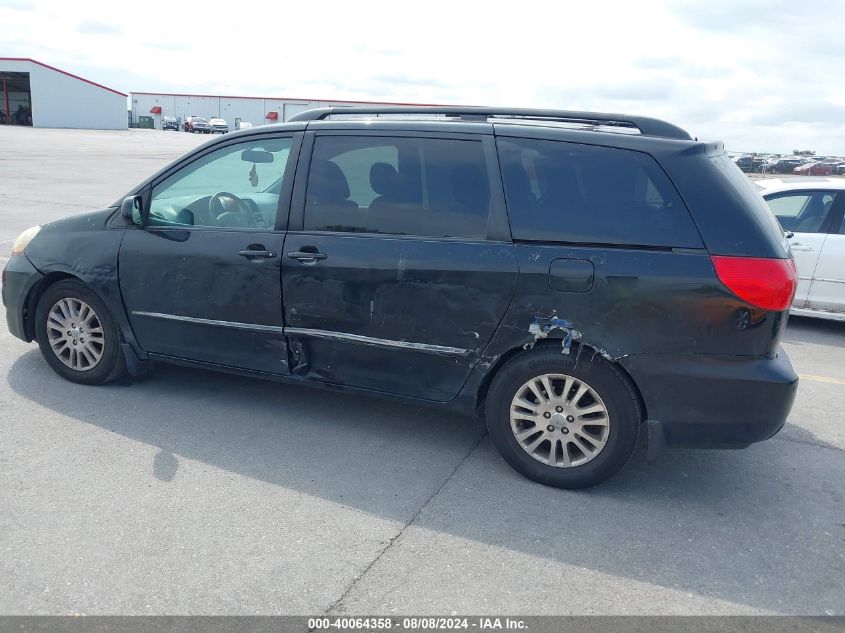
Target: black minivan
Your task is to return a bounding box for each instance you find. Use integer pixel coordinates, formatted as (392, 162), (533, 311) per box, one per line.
(2, 107), (799, 488)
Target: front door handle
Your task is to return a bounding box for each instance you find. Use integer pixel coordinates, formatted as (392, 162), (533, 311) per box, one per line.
(790, 243), (814, 251)
(287, 250), (327, 263)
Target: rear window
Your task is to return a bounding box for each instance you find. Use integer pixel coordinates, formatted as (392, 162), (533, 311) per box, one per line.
(498, 138), (702, 247)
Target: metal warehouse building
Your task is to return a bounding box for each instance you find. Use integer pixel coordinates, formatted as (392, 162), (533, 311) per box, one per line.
(0, 57), (127, 129)
(131, 92), (435, 129)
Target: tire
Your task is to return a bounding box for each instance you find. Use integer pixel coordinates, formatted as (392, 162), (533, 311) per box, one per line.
(34, 280), (127, 385)
(485, 345), (640, 489)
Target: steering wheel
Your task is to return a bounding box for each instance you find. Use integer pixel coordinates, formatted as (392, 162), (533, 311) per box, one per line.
(209, 191), (254, 228)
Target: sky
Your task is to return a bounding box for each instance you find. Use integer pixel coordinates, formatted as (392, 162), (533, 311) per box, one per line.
(1, 0), (844, 154)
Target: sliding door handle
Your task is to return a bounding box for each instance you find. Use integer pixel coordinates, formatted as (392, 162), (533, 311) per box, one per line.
(287, 251), (327, 262)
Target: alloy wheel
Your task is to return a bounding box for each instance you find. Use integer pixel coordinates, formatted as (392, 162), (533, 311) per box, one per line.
(510, 373), (610, 468)
(46, 298), (105, 371)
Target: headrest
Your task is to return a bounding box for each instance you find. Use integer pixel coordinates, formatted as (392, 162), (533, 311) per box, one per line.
(370, 162), (400, 196)
(310, 160), (350, 200)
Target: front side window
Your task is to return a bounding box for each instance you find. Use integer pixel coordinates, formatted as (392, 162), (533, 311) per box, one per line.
(498, 137), (702, 247)
(304, 136), (490, 239)
(765, 191), (837, 233)
(149, 137), (292, 229)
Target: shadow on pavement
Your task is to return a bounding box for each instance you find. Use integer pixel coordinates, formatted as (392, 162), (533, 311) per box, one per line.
(783, 315), (845, 349)
(6, 348), (844, 614)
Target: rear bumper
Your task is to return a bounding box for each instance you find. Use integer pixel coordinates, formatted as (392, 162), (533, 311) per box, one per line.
(620, 350), (798, 447)
(2, 254), (43, 342)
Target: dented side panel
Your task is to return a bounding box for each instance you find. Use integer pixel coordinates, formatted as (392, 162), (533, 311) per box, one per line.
(282, 233), (519, 401)
(118, 227), (290, 375)
(22, 209), (141, 350)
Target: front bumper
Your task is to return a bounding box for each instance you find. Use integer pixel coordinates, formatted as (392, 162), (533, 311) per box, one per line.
(620, 349), (798, 447)
(2, 254), (43, 342)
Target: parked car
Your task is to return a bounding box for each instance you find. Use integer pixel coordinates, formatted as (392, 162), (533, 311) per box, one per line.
(183, 116), (211, 133)
(3, 106), (799, 489)
(793, 162), (835, 176)
(758, 178), (845, 321)
(161, 116), (179, 131)
(836, 164), (845, 176)
(236, 121), (253, 131)
(208, 117), (229, 134)
(734, 155), (765, 173)
(763, 158), (810, 174)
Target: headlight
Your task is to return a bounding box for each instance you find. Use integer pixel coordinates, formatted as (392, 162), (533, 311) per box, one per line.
(11, 225), (41, 256)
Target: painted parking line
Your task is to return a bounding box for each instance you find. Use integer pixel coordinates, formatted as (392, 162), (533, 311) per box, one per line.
(800, 374), (845, 386)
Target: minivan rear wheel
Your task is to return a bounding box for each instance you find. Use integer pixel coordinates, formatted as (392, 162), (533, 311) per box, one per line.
(486, 346), (640, 489)
(35, 280), (126, 385)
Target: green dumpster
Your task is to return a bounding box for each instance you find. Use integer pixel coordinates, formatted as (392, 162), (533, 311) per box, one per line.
(138, 116), (154, 129)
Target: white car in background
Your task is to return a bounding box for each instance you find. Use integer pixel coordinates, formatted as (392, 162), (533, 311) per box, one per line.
(208, 117), (229, 134)
(758, 178), (845, 321)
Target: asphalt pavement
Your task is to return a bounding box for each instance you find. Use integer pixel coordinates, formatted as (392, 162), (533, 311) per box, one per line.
(1, 127), (843, 615)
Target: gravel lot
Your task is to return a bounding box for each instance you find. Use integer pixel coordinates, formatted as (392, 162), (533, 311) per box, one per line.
(1, 127), (843, 615)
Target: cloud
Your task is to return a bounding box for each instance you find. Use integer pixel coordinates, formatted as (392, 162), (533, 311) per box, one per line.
(754, 101), (845, 127)
(145, 40), (190, 52)
(670, 1), (815, 34)
(0, 0), (34, 10)
(76, 19), (122, 35)
(591, 80), (677, 102)
(2, 0), (844, 154)
(369, 74), (457, 89)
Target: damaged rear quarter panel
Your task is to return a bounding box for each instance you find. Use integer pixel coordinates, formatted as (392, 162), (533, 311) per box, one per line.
(474, 244), (787, 366)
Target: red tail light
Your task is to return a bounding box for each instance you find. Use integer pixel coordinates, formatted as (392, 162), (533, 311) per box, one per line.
(711, 256), (797, 311)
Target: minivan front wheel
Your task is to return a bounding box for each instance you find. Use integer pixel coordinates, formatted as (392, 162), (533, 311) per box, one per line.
(486, 347), (640, 489)
(35, 280), (126, 385)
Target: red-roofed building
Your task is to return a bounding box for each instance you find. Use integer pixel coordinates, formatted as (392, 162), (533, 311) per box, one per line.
(0, 57), (127, 130)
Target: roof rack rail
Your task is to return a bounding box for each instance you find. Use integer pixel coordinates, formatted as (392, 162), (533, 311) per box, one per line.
(287, 106), (692, 140)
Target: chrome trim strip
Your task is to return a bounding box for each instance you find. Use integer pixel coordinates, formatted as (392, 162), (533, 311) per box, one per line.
(131, 311), (283, 334)
(284, 327), (469, 356)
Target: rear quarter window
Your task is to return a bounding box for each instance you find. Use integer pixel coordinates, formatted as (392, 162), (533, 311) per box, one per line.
(497, 138), (702, 248)
(709, 154), (786, 246)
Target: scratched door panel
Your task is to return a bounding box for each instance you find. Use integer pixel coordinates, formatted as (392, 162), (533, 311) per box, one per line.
(119, 228), (289, 374)
(282, 233), (519, 401)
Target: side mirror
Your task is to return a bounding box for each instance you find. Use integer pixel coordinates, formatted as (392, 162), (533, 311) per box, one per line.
(120, 195), (144, 224)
